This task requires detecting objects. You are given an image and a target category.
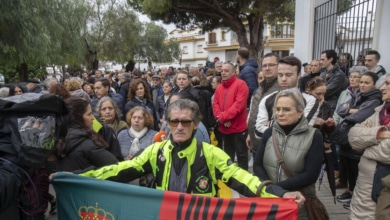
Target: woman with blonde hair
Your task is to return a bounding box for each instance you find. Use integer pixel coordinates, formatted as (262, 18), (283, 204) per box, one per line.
(117, 106), (157, 160)
(66, 78), (91, 102)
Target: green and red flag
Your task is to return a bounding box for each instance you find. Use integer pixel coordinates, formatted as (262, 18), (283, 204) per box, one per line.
(52, 173), (298, 220)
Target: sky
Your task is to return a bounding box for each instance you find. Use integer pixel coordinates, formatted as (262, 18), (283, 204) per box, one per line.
(137, 13), (177, 33)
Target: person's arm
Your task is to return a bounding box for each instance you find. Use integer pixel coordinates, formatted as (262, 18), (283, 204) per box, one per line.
(325, 73), (346, 100)
(302, 93), (320, 126)
(217, 82), (248, 122)
(253, 128), (272, 181)
(80, 144), (155, 183)
(344, 99), (382, 123)
(210, 145), (304, 204)
(88, 146), (118, 168)
(255, 93), (274, 134)
(349, 114), (390, 164)
(195, 122), (210, 143)
(99, 125), (124, 161)
(212, 89), (222, 122)
(240, 70), (258, 96)
(337, 100), (352, 118)
(275, 130), (324, 191)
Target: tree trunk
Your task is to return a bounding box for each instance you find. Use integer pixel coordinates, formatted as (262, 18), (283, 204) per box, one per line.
(16, 62), (28, 82)
(125, 60), (135, 72)
(235, 15), (265, 64)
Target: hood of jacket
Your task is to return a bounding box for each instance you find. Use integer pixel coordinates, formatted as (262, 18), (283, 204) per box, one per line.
(65, 128), (90, 154)
(240, 58), (259, 71)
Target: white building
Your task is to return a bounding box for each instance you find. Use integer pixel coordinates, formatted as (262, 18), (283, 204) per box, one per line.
(158, 23), (295, 69)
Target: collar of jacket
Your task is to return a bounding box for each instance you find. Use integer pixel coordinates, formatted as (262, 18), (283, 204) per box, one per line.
(222, 74), (237, 88)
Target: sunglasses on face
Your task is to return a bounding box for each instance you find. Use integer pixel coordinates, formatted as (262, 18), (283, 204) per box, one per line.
(168, 119), (193, 127)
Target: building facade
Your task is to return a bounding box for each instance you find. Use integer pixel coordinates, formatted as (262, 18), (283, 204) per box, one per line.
(158, 22), (294, 69)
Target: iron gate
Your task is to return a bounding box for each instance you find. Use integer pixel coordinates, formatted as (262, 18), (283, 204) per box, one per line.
(313, 0), (376, 64)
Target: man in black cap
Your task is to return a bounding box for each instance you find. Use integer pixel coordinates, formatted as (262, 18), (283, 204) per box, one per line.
(26, 79), (42, 93)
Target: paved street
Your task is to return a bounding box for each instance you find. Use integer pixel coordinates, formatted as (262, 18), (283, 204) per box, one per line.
(316, 172), (350, 219)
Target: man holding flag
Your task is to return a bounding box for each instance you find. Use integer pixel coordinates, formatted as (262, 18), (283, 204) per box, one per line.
(75, 99), (304, 204)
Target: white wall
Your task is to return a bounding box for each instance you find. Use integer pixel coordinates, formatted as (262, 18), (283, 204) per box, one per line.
(373, 0), (389, 72)
(294, 0), (315, 63)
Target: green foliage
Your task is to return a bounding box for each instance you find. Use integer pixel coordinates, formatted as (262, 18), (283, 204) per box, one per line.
(134, 22), (179, 67)
(100, 3), (143, 63)
(337, 0), (356, 14)
(0, 0), (88, 81)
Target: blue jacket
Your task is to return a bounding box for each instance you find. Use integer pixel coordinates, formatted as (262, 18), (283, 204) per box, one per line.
(239, 59), (258, 104)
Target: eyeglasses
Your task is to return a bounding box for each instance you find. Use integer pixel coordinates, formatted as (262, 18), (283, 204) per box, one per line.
(273, 107), (292, 113)
(349, 76), (361, 79)
(168, 119), (193, 127)
(261, 63), (278, 68)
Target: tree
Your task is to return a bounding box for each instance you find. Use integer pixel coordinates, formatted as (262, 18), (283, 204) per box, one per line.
(0, 0), (87, 81)
(127, 0), (295, 62)
(137, 22), (180, 69)
(100, 4), (143, 69)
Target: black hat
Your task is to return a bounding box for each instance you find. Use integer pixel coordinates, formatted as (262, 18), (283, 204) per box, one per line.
(26, 79), (40, 84)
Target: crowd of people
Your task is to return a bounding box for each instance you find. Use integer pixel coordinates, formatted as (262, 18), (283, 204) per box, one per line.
(0, 48), (389, 220)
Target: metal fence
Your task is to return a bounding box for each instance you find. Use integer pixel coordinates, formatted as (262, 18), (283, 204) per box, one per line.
(313, 0), (376, 64)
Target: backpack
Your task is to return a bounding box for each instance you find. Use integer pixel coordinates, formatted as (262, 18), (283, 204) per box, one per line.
(0, 93), (69, 168)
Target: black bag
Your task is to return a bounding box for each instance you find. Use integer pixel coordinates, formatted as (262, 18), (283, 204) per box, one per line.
(372, 162), (390, 202)
(330, 120), (355, 146)
(0, 93), (69, 167)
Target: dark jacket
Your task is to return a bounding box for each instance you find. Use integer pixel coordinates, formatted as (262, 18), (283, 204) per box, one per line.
(118, 81), (130, 103)
(156, 94), (167, 122)
(0, 159), (26, 219)
(176, 85), (213, 129)
(337, 88), (383, 159)
(124, 98), (159, 130)
(151, 85), (163, 120)
(239, 59), (259, 105)
(97, 124), (124, 161)
(55, 128), (118, 172)
(298, 72), (321, 92)
(320, 65), (349, 113)
(247, 77), (281, 151)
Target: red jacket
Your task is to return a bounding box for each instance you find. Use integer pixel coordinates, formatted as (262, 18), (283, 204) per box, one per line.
(212, 75), (248, 134)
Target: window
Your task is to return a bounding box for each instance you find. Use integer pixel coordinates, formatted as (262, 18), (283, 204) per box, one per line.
(221, 30), (226, 41)
(208, 32), (217, 44)
(197, 45), (203, 53)
(182, 46), (188, 54)
(271, 24), (294, 38)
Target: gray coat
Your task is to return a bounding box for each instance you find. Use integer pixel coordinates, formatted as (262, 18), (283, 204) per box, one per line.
(117, 128), (157, 159)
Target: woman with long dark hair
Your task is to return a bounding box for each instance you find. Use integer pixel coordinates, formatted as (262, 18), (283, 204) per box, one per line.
(124, 79), (158, 130)
(55, 96), (118, 172)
